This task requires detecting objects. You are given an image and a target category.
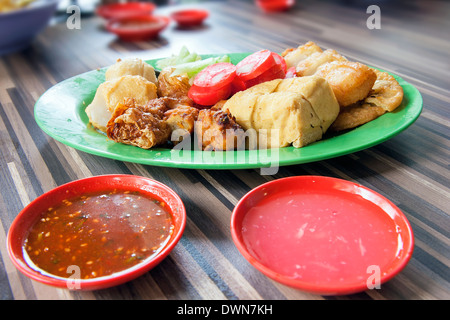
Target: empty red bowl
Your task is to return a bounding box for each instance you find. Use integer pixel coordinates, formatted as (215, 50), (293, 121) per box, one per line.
(231, 176), (414, 295)
(7, 174), (186, 291)
(106, 15), (170, 41)
(170, 9), (209, 27)
(96, 2), (156, 20)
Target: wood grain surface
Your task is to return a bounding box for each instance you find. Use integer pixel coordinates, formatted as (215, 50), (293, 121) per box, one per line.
(0, 0), (449, 301)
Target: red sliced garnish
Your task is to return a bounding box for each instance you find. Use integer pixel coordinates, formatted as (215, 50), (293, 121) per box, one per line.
(230, 76), (247, 95)
(285, 66), (297, 78)
(245, 63), (286, 88)
(188, 84), (232, 106)
(271, 52), (287, 73)
(193, 62), (237, 91)
(236, 50), (277, 82)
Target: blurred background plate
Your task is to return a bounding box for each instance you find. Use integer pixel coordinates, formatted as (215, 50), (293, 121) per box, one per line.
(0, 0), (60, 55)
(96, 1), (156, 20)
(105, 14), (170, 41)
(170, 8), (209, 27)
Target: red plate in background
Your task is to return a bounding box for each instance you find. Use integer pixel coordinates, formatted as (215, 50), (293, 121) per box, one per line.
(171, 9), (209, 27)
(96, 2), (156, 20)
(106, 15), (170, 41)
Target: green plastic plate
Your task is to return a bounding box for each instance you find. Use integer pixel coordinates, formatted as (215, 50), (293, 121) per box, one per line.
(34, 53), (422, 170)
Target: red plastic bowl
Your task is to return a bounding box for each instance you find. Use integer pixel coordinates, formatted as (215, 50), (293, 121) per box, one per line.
(7, 174), (186, 291)
(230, 176), (414, 295)
(96, 2), (156, 20)
(170, 9), (209, 27)
(106, 15), (170, 41)
(255, 0), (295, 12)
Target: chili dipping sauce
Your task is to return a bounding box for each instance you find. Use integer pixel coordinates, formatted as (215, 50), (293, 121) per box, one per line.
(23, 190), (173, 279)
(241, 189), (402, 286)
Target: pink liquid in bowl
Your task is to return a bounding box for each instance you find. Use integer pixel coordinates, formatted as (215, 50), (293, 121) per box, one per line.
(241, 189), (405, 289)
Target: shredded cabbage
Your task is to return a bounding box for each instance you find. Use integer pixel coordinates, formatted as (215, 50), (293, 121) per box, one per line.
(155, 46), (231, 79)
(155, 46), (202, 70)
(170, 55), (231, 79)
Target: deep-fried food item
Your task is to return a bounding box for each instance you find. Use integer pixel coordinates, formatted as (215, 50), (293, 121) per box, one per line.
(328, 102), (386, 132)
(296, 49), (347, 77)
(157, 68), (194, 107)
(329, 69), (403, 132)
(85, 75), (158, 132)
(105, 58), (158, 85)
(224, 91), (322, 148)
(281, 41), (323, 69)
(211, 99), (227, 111)
(194, 109), (245, 151)
(365, 69), (403, 112)
(160, 96), (196, 111)
(106, 98), (171, 149)
(222, 77), (339, 148)
(274, 76), (340, 133)
(315, 61), (377, 107)
(164, 105), (199, 144)
(143, 97), (168, 117)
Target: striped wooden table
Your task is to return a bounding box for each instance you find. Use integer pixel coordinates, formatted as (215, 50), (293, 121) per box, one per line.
(1, 0), (449, 301)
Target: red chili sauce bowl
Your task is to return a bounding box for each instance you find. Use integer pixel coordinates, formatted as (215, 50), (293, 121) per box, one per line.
(170, 9), (209, 27)
(7, 174), (186, 291)
(96, 2), (156, 20)
(106, 15), (170, 41)
(230, 176), (414, 296)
